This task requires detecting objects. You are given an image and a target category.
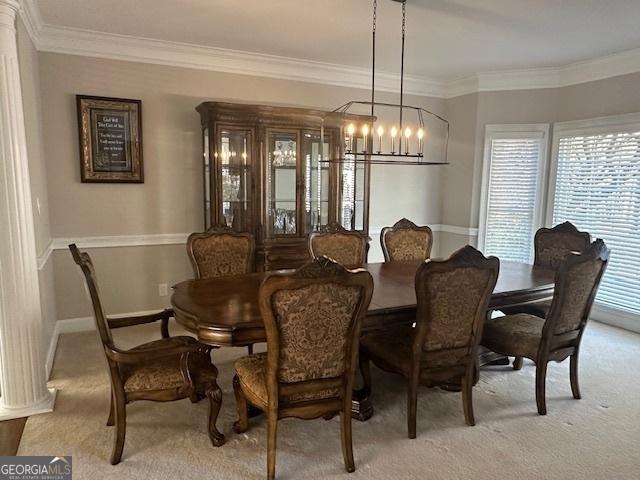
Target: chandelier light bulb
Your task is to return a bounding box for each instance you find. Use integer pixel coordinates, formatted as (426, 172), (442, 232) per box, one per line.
(390, 126), (398, 138)
(417, 128), (424, 139)
(376, 125), (384, 136)
(347, 124), (356, 136)
(362, 124), (369, 136)
(404, 127), (412, 139)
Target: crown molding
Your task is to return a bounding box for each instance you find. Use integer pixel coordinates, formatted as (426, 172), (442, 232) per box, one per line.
(444, 48), (640, 98)
(34, 22), (446, 98)
(18, 0), (640, 99)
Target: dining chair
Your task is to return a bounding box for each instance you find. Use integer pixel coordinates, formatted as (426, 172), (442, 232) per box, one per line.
(187, 223), (256, 353)
(308, 221), (368, 269)
(501, 221), (591, 369)
(482, 239), (609, 415)
(232, 257), (374, 480)
(69, 244), (225, 464)
(359, 245), (500, 438)
(380, 218), (433, 262)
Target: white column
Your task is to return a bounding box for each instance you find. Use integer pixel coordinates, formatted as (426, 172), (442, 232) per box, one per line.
(0, 0), (55, 420)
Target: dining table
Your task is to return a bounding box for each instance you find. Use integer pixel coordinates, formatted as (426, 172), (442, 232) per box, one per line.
(171, 260), (555, 424)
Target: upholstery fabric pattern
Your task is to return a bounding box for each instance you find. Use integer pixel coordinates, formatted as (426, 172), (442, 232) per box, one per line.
(311, 235), (365, 268)
(422, 268), (491, 351)
(482, 314), (545, 360)
(192, 234), (251, 278)
(272, 284), (360, 383)
(385, 229), (431, 261)
(235, 353), (340, 404)
(120, 337), (217, 392)
(553, 259), (603, 334)
(536, 233), (590, 269)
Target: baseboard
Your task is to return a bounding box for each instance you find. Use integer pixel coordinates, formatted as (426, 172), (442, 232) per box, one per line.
(591, 304), (640, 334)
(46, 310), (165, 379)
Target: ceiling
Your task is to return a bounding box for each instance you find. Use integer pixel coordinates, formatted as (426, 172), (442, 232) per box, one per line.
(35, 0), (640, 81)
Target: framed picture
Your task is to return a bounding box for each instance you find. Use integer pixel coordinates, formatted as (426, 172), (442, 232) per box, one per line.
(76, 95), (143, 183)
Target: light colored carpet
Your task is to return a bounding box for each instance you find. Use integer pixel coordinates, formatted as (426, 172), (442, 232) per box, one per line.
(18, 321), (640, 479)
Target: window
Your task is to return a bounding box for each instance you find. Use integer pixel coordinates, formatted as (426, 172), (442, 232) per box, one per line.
(479, 125), (549, 263)
(549, 113), (640, 315)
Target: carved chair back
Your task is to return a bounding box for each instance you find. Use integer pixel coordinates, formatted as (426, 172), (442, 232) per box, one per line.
(308, 221), (368, 269)
(380, 218), (433, 262)
(258, 257), (373, 405)
(187, 224), (255, 279)
(542, 239), (609, 347)
(534, 221), (591, 269)
(69, 244), (114, 350)
(414, 246), (500, 372)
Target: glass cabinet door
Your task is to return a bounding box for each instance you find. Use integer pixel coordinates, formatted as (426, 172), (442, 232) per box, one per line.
(203, 128), (211, 228)
(340, 136), (367, 231)
(303, 131), (330, 232)
(266, 131), (298, 236)
(218, 128), (252, 232)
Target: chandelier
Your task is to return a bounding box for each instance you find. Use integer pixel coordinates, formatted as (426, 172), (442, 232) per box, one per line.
(321, 0), (449, 165)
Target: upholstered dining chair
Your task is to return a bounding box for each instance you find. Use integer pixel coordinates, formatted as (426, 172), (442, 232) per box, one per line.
(187, 223), (256, 353)
(359, 246), (499, 438)
(69, 244), (224, 465)
(232, 257), (374, 480)
(502, 221), (591, 370)
(380, 218), (433, 262)
(482, 239), (609, 415)
(308, 221), (368, 269)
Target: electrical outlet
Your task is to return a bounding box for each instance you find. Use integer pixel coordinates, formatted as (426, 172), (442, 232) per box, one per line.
(158, 283), (168, 297)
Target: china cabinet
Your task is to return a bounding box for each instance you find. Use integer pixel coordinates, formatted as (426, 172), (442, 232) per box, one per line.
(196, 102), (373, 270)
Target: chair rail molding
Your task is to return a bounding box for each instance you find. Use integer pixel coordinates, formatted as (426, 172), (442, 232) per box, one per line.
(0, 0), (55, 421)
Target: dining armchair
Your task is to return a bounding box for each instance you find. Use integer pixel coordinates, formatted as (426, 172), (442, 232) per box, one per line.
(359, 245), (499, 438)
(380, 218), (433, 262)
(187, 223), (256, 353)
(232, 257), (374, 480)
(308, 221), (368, 269)
(502, 221), (591, 369)
(69, 244), (224, 465)
(482, 239), (609, 415)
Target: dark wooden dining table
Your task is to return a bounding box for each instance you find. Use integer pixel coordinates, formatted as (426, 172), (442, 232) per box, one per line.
(171, 260), (555, 422)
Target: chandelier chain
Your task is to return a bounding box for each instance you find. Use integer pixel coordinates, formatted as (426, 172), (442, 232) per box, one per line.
(402, 1), (406, 37)
(372, 0), (377, 33)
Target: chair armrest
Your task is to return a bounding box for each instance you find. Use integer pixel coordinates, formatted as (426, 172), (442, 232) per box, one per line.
(106, 339), (209, 365)
(107, 308), (174, 329)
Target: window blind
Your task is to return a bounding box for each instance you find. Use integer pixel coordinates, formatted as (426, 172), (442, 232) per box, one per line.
(482, 135), (545, 263)
(552, 129), (640, 315)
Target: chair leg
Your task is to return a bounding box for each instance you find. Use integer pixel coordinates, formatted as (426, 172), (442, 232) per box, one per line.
(358, 350), (372, 398)
(513, 356), (523, 370)
(340, 410), (355, 473)
(462, 370), (475, 426)
(233, 374), (249, 434)
(160, 317), (170, 338)
(407, 376), (418, 439)
(570, 353), (581, 400)
(110, 393), (126, 465)
(535, 361), (548, 415)
(106, 390), (115, 426)
(207, 384), (225, 447)
(267, 411), (278, 480)
(247, 344), (254, 355)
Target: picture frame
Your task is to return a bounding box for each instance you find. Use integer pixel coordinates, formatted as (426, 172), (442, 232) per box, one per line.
(76, 95), (144, 183)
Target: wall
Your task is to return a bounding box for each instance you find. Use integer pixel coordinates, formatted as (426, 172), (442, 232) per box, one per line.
(439, 71), (640, 256)
(16, 18), (57, 362)
(38, 52), (446, 319)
